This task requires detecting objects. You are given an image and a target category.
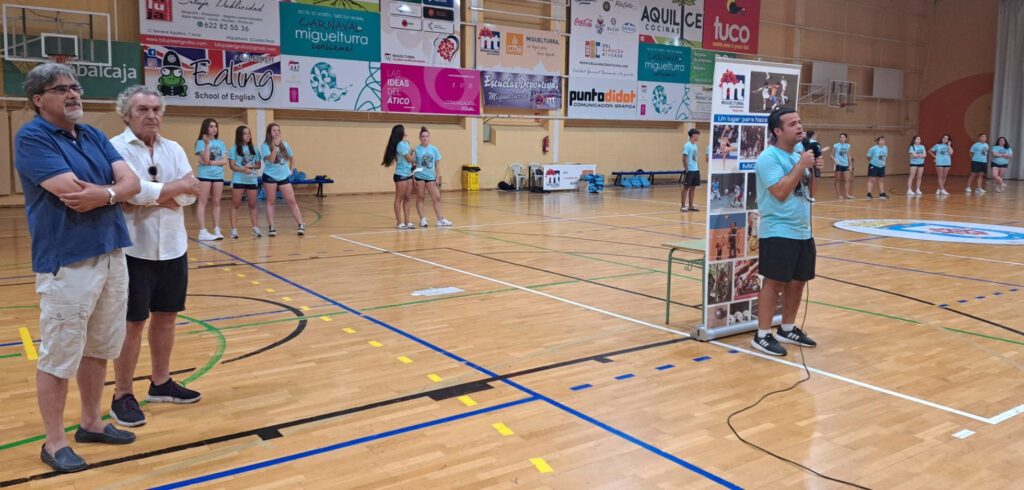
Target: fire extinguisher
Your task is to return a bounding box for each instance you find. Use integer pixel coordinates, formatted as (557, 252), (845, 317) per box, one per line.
(542, 135), (550, 154)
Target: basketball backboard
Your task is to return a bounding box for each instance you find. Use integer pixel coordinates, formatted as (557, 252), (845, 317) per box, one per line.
(2, 4), (111, 66)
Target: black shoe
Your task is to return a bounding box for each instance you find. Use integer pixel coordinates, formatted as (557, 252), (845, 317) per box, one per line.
(866, 193), (873, 199)
(40, 445), (86, 473)
(268, 226), (277, 237)
(110, 393), (146, 427)
(74, 423), (136, 444)
(775, 326), (818, 347)
(751, 332), (787, 356)
(879, 192), (889, 200)
(147, 378), (201, 404)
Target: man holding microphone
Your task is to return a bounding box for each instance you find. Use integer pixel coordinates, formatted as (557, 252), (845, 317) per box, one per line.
(751, 109), (823, 356)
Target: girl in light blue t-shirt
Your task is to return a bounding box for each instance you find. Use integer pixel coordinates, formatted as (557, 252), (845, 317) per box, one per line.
(195, 118), (227, 240)
(832, 132), (854, 199)
(261, 123), (306, 236)
(907, 135), (926, 196)
(865, 136), (888, 199)
(413, 126), (452, 228)
(228, 125), (262, 239)
(928, 133), (954, 195)
(966, 134), (989, 194)
(381, 124), (417, 229)
(991, 136), (1012, 192)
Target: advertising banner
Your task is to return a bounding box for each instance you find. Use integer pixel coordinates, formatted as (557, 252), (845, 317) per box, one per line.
(638, 0), (683, 45)
(567, 77), (637, 120)
(142, 45), (279, 107)
(380, 0), (462, 67)
(280, 56), (381, 111)
(279, 2), (380, 62)
(682, 0), (704, 47)
(568, 0), (640, 80)
(475, 24), (563, 74)
(638, 43), (691, 84)
(637, 81), (706, 121)
(689, 47), (733, 85)
(702, 0), (760, 55)
(381, 63), (480, 114)
(3, 41), (141, 98)
(542, 164), (596, 190)
(480, 71), (561, 109)
(696, 58), (799, 340)
(140, 0), (280, 53)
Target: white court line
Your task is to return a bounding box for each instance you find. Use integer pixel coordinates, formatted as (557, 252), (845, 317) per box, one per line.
(332, 211), (698, 237)
(331, 234), (1004, 425)
(813, 200), (1021, 222)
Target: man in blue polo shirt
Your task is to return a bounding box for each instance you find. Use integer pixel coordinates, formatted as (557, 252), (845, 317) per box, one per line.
(752, 108), (822, 356)
(14, 63), (141, 472)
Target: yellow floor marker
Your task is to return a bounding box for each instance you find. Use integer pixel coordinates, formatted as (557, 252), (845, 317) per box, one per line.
(236, 273), (246, 278)
(458, 396), (477, 407)
(300, 306), (311, 311)
(205, 262), (214, 266)
(397, 356), (413, 364)
(342, 328), (355, 333)
(530, 458), (553, 473)
(18, 327), (37, 360)
(265, 288), (275, 293)
(282, 296), (292, 301)
(251, 281), (260, 285)
(221, 267), (231, 272)
(427, 374), (442, 382)
(492, 423), (514, 436)
(368, 341), (383, 347)
(321, 316), (333, 322)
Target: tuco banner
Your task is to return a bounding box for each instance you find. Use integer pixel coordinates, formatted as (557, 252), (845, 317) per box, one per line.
(480, 71), (561, 109)
(702, 0), (760, 54)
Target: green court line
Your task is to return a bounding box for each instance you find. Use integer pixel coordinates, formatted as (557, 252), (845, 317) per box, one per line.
(0, 317), (225, 452)
(941, 327), (1024, 347)
(0, 305), (38, 310)
(0, 353), (21, 359)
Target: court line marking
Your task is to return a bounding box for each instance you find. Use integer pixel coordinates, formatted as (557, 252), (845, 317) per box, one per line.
(331, 235), (1003, 425)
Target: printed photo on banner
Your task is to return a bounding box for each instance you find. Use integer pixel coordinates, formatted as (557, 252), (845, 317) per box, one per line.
(745, 174), (758, 210)
(568, 0), (641, 80)
(711, 124), (739, 171)
(143, 45), (279, 107)
(380, 0), (462, 67)
(140, 0), (280, 50)
(709, 173), (746, 213)
(728, 300), (753, 326)
(706, 261), (733, 309)
(3, 40), (141, 99)
(480, 71), (561, 109)
(638, 0), (683, 45)
(732, 258), (760, 301)
(746, 210), (760, 253)
(281, 56), (381, 111)
(475, 24), (562, 74)
(567, 77), (638, 120)
(740, 125), (766, 159)
(702, 0), (760, 54)
(637, 82), (698, 121)
(709, 212), (747, 261)
(751, 297), (784, 322)
(280, 2), (380, 62)
(749, 71), (796, 113)
(381, 63), (480, 114)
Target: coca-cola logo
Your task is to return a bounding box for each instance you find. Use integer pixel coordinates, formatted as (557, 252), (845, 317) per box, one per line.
(574, 18), (594, 28)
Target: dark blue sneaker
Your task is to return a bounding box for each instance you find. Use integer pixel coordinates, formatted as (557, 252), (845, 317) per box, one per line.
(775, 326), (817, 347)
(110, 393), (146, 427)
(147, 378), (201, 404)
(751, 332), (787, 356)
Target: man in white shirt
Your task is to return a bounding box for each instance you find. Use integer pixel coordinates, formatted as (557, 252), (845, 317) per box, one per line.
(108, 85), (202, 427)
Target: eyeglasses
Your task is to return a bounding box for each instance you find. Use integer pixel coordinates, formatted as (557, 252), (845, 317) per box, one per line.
(148, 162), (159, 182)
(42, 84), (84, 96)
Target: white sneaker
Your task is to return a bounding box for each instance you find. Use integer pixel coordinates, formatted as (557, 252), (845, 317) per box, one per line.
(197, 229), (217, 241)
(406, 222), (416, 229)
(936, 189), (942, 195)
(213, 227), (224, 240)
(420, 218), (428, 227)
(229, 228), (239, 239)
(252, 227), (262, 238)
(437, 218), (453, 226)
(907, 189), (915, 196)
(976, 188), (986, 194)
(965, 187), (972, 194)
(915, 189), (922, 195)
(397, 223), (407, 229)
(941, 189), (950, 196)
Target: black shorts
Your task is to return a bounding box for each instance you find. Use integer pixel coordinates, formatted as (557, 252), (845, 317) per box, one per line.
(414, 176), (436, 182)
(393, 174), (413, 183)
(867, 165), (885, 177)
(682, 170), (700, 187)
(232, 183), (259, 190)
(127, 253), (188, 322)
(835, 165), (850, 172)
(910, 164), (924, 167)
(262, 174), (292, 185)
(992, 163), (1008, 168)
(758, 237), (815, 283)
(971, 162), (988, 173)
(198, 177), (224, 183)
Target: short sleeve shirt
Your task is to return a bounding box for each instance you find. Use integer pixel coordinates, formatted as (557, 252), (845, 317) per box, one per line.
(992, 147), (1012, 165)
(931, 144), (952, 166)
(413, 144), (442, 181)
(394, 141), (413, 177)
(260, 141), (294, 180)
(833, 143), (850, 166)
(755, 145), (811, 240)
(867, 145), (888, 167)
(682, 141), (699, 171)
(194, 139), (227, 180)
(229, 145), (261, 185)
(909, 145), (926, 165)
(969, 142), (989, 163)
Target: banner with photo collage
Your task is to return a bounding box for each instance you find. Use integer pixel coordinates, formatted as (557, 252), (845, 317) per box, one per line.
(279, 2), (382, 111)
(380, 0), (462, 68)
(568, 0), (641, 80)
(697, 58), (800, 340)
(139, 0), (281, 107)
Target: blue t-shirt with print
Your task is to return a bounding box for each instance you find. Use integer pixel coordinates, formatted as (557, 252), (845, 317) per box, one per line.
(969, 142), (989, 163)
(682, 141), (699, 171)
(394, 141), (413, 177)
(260, 141), (293, 181)
(14, 116), (132, 273)
(755, 145), (811, 240)
(833, 143), (850, 166)
(931, 144), (952, 166)
(992, 146), (1012, 165)
(908, 145), (926, 165)
(195, 139), (227, 180)
(867, 145), (887, 167)
(414, 144), (442, 181)
(229, 144), (261, 185)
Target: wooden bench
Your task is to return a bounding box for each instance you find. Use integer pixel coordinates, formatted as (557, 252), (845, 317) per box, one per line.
(611, 170), (686, 186)
(224, 178), (335, 197)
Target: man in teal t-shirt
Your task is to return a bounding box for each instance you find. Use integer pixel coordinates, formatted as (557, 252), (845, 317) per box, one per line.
(681, 128), (700, 211)
(966, 133), (989, 194)
(752, 108), (823, 356)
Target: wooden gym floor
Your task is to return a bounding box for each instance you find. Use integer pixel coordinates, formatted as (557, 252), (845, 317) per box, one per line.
(1, 175), (1022, 488)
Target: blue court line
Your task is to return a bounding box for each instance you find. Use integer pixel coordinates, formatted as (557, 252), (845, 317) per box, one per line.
(570, 383), (592, 391)
(655, 364), (675, 371)
(150, 397), (539, 489)
(192, 239), (741, 488)
(693, 356), (711, 362)
(615, 373), (635, 380)
(820, 255), (1024, 288)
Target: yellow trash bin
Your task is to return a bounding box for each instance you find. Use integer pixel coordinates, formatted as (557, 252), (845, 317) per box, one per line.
(462, 164), (480, 191)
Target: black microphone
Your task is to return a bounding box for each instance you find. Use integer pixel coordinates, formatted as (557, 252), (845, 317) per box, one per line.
(802, 137), (822, 178)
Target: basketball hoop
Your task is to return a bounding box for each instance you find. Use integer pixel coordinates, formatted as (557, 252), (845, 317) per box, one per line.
(48, 53), (76, 65)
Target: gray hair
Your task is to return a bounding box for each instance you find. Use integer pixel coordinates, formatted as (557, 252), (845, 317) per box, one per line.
(115, 85), (166, 120)
(22, 63), (77, 113)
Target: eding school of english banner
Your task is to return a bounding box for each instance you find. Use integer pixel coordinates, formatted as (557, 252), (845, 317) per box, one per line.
(568, 0), (641, 80)
(480, 71), (561, 109)
(696, 57), (799, 340)
(475, 24), (563, 75)
(380, 0), (462, 67)
(381, 63), (480, 115)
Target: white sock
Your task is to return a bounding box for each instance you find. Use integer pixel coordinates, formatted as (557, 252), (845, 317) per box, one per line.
(757, 329), (770, 338)
(780, 323), (795, 332)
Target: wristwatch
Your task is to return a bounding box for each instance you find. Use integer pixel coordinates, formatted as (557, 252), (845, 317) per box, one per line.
(106, 187), (117, 206)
